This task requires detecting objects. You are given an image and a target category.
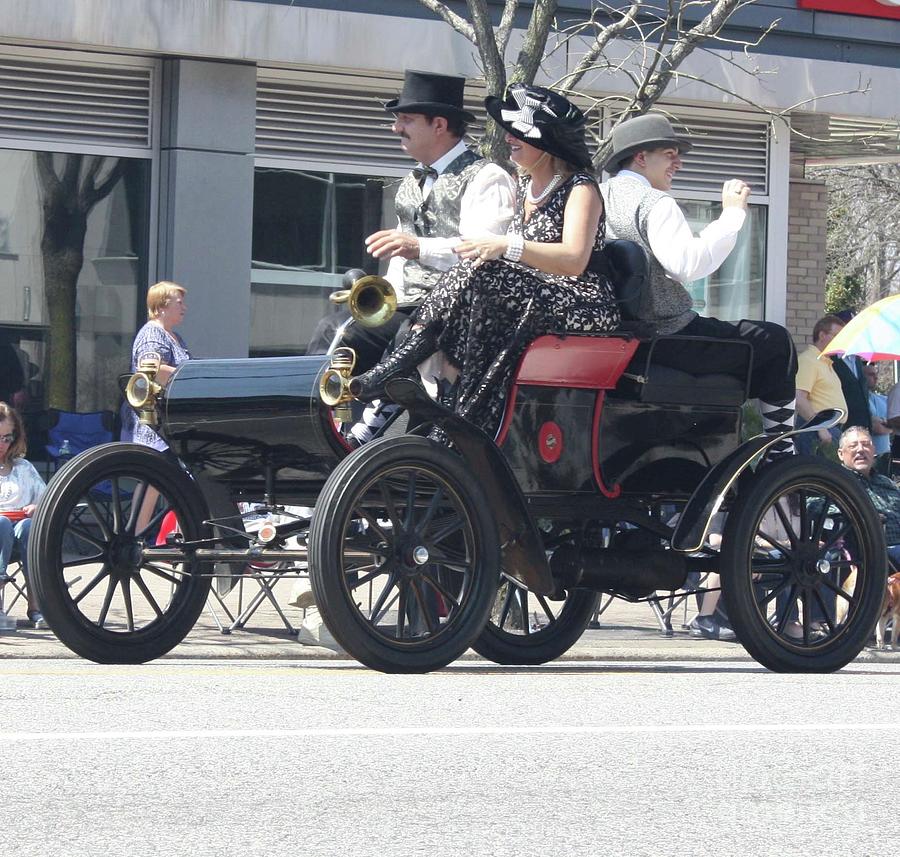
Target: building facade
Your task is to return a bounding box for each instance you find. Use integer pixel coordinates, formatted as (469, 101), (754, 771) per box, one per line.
(0, 0), (898, 438)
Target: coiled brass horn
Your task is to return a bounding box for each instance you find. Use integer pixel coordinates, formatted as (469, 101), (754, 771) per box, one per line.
(330, 270), (396, 328)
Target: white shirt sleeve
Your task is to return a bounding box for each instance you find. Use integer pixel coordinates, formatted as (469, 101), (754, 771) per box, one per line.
(646, 196), (747, 284)
(417, 164), (516, 272)
(384, 253), (405, 293)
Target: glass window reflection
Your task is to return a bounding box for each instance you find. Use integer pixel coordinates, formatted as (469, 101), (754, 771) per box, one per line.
(680, 201), (767, 322)
(0, 149), (150, 438)
(250, 167), (393, 356)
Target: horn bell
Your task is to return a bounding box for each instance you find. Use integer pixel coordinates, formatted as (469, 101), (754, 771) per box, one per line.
(330, 274), (397, 328)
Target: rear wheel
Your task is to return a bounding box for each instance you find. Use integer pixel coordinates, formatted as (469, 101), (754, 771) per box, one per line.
(721, 456), (886, 672)
(308, 435), (499, 673)
(471, 577), (599, 665)
(28, 443), (212, 664)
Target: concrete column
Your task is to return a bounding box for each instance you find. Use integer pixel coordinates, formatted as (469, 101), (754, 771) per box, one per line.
(157, 59), (256, 358)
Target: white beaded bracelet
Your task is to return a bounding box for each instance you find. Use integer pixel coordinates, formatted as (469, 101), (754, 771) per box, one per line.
(504, 233), (524, 263)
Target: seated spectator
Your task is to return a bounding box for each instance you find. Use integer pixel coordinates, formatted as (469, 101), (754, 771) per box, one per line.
(837, 426), (900, 566)
(0, 402), (47, 627)
(863, 363), (893, 475)
(794, 314), (847, 456)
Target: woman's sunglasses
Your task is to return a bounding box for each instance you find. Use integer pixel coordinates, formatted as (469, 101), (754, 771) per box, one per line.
(0, 434), (16, 444)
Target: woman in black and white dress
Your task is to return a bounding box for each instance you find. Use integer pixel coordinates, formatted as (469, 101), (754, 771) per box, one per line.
(350, 83), (619, 439)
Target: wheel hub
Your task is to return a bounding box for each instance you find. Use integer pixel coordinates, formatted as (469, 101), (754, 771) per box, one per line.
(792, 543), (826, 586)
(394, 534), (430, 575)
(108, 535), (143, 575)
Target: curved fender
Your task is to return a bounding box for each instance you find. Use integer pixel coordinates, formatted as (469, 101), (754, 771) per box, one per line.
(672, 409), (844, 553)
(385, 378), (554, 595)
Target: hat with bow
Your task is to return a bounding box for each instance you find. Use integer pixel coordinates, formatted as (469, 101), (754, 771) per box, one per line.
(386, 70), (475, 123)
(485, 83), (594, 170)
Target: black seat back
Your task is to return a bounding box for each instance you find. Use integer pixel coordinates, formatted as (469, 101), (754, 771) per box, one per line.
(590, 239), (648, 321)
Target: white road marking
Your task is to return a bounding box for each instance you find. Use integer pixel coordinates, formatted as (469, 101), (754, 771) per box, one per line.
(1, 723), (898, 742)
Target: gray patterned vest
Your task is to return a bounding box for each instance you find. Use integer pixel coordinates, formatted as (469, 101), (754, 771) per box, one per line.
(395, 148), (484, 302)
(599, 174), (697, 334)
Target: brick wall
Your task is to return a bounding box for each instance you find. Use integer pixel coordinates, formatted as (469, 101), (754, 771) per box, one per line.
(785, 178), (829, 347)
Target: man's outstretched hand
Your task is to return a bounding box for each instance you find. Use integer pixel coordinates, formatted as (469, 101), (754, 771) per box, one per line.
(365, 229), (420, 260)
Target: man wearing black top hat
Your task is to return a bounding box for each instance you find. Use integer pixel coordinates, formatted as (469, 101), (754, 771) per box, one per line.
(365, 69), (514, 305)
(348, 69), (515, 446)
(599, 112), (798, 457)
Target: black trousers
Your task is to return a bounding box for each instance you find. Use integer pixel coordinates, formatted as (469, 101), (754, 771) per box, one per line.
(676, 315), (797, 404)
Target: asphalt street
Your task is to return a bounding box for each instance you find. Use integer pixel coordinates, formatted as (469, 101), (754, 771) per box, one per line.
(2, 657), (899, 857)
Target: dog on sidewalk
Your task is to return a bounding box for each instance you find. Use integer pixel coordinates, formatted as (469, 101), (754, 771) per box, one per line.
(875, 572), (900, 650)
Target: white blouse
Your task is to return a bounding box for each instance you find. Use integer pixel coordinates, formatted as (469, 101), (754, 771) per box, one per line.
(0, 458), (47, 511)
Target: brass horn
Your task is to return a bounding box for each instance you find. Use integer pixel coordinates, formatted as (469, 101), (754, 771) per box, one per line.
(330, 273), (397, 328)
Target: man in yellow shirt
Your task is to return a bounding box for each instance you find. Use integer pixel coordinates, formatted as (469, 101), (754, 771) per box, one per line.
(795, 314), (848, 455)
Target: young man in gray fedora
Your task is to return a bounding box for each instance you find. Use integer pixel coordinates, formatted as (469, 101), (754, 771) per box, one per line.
(600, 113), (797, 457)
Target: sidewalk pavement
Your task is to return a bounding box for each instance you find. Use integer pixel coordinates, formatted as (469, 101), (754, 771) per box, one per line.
(1, 577), (897, 664)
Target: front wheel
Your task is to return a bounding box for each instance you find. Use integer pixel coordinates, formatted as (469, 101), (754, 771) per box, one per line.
(721, 456), (886, 672)
(28, 443), (212, 664)
(307, 435), (499, 673)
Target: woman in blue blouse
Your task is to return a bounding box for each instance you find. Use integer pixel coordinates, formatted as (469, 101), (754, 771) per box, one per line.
(122, 281), (191, 451)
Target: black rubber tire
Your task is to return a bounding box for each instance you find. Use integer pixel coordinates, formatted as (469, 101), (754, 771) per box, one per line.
(308, 435), (499, 673)
(720, 456), (887, 673)
(471, 577), (599, 665)
(28, 443), (212, 664)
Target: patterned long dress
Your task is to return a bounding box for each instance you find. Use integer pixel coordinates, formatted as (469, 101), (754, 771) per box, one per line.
(122, 321), (191, 451)
(416, 171), (619, 438)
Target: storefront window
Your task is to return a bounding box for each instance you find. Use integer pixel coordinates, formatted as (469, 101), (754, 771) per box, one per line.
(250, 167), (394, 356)
(0, 148), (150, 449)
(680, 201), (767, 321)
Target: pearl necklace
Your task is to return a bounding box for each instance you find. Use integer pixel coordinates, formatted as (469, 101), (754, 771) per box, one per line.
(526, 173), (563, 205)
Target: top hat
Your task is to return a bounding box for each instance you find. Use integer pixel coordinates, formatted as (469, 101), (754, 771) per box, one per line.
(602, 112), (692, 174)
(485, 83), (593, 170)
(385, 70), (475, 122)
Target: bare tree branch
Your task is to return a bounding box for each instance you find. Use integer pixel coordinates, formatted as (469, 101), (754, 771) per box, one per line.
(496, 0), (520, 55)
(557, 3), (643, 92)
(35, 151), (59, 193)
(513, 0), (558, 85)
(468, 0), (506, 93)
(84, 158), (125, 208)
(416, 0), (475, 41)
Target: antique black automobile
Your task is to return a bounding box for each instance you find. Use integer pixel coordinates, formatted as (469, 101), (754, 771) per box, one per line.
(28, 263), (886, 673)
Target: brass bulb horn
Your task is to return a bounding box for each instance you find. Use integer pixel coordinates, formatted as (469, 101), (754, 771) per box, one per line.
(330, 269), (397, 328)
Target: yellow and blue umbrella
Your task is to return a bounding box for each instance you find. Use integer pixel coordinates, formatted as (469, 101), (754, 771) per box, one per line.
(821, 294), (900, 362)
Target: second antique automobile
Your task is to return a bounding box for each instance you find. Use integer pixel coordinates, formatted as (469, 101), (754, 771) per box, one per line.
(27, 255), (887, 673)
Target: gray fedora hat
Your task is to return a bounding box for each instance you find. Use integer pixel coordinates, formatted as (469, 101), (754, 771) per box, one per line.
(603, 112), (692, 174)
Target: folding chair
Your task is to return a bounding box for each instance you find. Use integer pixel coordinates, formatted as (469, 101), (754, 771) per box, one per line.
(45, 409), (115, 469)
(217, 505), (309, 636)
(157, 506), (306, 636)
(0, 556), (28, 631)
(155, 510), (239, 634)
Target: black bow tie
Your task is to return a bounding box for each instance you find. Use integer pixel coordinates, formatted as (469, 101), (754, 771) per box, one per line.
(413, 165), (439, 183)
